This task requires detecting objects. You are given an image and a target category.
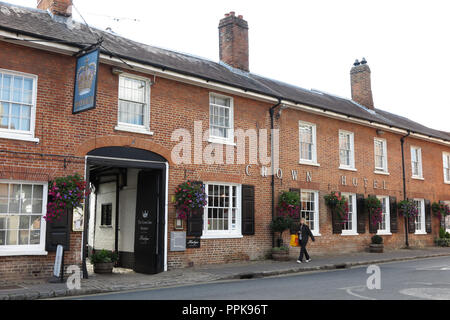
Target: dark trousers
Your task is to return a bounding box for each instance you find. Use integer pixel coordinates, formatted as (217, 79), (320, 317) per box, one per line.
(298, 243), (310, 261)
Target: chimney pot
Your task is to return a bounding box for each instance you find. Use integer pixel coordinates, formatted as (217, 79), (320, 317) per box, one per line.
(350, 58), (374, 109)
(238, 15), (243, 19)
(353, 59), (360, 66)
(218, 11), (249, 72)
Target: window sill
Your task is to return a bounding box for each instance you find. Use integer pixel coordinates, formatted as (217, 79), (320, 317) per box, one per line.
(339, 166), (357, 172)
(0, 132), (39, 143)
(376, 231), (392, 236)
(414, 231), (427, 235)
(444, 181), (450, 185)
(411, 176), (424, 181)
(374, 170), (390, 176)
(0, 250), (48, 257)
(201, 234), (243, 240)
(312, 232), (321, 237)
(114, 125), (154, 136)
(299, 161), (320, 167)
(207, 137), (236, 146)
(341, 232), (359, 236)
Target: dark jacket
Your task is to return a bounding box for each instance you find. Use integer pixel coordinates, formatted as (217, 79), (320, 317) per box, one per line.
(297, 224), (315, 245)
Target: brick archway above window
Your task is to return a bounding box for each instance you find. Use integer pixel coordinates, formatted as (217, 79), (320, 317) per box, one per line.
(75, 135), (174, 166)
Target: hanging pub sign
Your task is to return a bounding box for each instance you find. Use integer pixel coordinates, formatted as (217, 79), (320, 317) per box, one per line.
(73, 49), (99, 114)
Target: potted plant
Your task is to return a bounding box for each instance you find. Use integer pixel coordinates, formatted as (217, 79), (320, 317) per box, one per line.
(369, 235), (384, 253)
(270, 246), (290, 261)
(90, 249), (119, 274)
(269, 215), (293, 260)
(435, 227), (450, 247)
(174, 181), (207, 220)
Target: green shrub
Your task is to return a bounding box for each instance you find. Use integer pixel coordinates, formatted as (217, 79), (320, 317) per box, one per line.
(371, 235), (383, 244)
(269, 216), (293, 234)
(90, 249), (118, 264)
(439, 227), (447, 239)
(435, 238), (450, 247)
(272, 246), (289, 252)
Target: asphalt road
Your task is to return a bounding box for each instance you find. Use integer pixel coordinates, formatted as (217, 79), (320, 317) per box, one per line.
(69, 256), (450, 300)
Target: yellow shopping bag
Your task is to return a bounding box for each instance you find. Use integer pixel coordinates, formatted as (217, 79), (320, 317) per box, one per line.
(290, 234), (299, 247)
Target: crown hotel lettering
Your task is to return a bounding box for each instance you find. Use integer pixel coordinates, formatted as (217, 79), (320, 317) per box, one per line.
(247, 165), (387, 189)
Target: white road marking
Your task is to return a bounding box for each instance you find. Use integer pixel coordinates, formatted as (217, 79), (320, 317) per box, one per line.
(339, 286), (376, 300)
(399, 288), (450, 300)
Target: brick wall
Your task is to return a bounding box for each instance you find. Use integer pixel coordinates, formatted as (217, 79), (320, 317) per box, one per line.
(0, 40), (449, 282)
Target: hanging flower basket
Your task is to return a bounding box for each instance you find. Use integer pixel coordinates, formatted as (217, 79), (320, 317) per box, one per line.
(45, 173), (90, 223)
(174, 181), (207, 220)
(398, 200), (419, 220)
(277, 190), (300, 220)
(432, 202), (450, 221)
(324, 192), (349, 222)
(365, 196), (383, 226)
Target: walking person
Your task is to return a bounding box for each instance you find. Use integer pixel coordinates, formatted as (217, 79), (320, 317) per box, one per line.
(297, 218), (315, 263)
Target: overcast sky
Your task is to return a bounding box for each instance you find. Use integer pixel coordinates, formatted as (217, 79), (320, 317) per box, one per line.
(7, 0), (450, 132)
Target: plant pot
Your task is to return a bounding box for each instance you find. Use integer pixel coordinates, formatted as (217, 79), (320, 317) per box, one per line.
(369, 243), (384, 253)
(93, 262), (114, 274)
(271, 249), (290, 261)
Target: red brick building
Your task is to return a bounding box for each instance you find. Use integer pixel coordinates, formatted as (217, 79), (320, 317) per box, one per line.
(0, 1), (448, 282)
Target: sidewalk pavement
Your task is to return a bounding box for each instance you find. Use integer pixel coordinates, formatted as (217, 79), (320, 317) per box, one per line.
(1, 247), (449, 300)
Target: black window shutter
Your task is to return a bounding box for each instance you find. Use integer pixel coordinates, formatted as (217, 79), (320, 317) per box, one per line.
(368, 194), (378, 234)
(425, 199), (432, 234)
(289, 188), (301, 233)
(389, 196), (398, 233)
(186, 181), (204, 237)
(356, 194), (366, 234)
(331, 192), (343, 234)
(46, 207), (72, 252)
(406, 198), (416, 234)
(241, 185), (255, 235)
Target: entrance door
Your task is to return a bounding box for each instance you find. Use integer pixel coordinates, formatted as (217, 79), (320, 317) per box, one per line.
(134, 170), (161, 274)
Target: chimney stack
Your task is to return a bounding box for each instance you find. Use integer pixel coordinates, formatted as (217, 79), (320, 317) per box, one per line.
(218, 12), (249, 72)
(350, 57), (374, 110)
(37, 0), (72, 17)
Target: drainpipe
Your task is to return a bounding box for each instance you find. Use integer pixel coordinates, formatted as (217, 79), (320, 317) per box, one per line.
(269, 98), (282, 248)
(400, 130), (411, 248)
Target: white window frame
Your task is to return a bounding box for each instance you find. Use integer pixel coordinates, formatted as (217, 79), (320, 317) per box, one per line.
(341, 193), (358, 235)
(201, 182), (242, 239)
(443, 152), (450, 184)
(376, 195), (391, 235)
(411, 146), (423, 179)
(208, 93), (235, 145)
(374, 138), (389, 174)
(299, 121), (319, 166)
(115, 73), (153, 136)
(300, 190), (320, 236)
(339, 130), (355, 171)
(413, 198), (426, 235)
(444, 201), (450, 233)
(0, 180), (48, 256)
(0, 68), (39, 143)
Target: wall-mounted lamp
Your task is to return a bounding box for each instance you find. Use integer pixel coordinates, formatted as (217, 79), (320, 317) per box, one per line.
(376, 129), (385, 136)
(111, 67), (124, 75)
(276, 104), (288, 119)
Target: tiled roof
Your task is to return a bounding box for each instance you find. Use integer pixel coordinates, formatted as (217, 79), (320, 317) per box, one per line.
(0, 2), (448, 142)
